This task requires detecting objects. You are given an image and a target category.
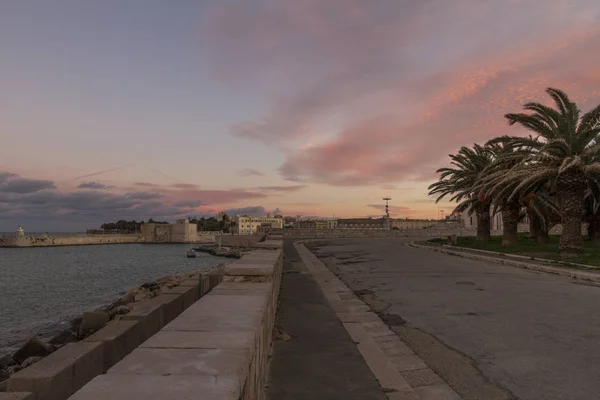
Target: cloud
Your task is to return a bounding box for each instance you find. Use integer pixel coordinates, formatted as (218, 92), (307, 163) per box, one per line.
(0, 172), (18, 184)
(223, 206), (281, 217)
(171, 183), (198, 190)
(238, 168), (265, 177)
(173, 200), (203, 208)
(0, 175), (55, 194)
(133, 182), (160, 188)
(201, 0), (600, 186)
(257, 185), (306, 192)
(125, 192), (164, 200)
(77, 181), (113, 190)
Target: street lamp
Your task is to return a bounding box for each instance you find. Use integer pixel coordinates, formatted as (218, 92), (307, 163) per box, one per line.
(382, 197), (391, 229)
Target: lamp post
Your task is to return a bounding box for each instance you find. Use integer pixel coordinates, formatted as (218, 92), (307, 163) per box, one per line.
(382, 197), (391, 229)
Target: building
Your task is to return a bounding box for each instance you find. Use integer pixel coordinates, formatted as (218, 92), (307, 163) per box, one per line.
(234, 216), (284, 234)
(460, 209), (530, 232)
(389, 219), (436, 230)
(141, 219), (198, 243)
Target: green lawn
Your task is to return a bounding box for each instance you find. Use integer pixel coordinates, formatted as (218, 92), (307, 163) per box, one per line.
(428, 233), (600, 268)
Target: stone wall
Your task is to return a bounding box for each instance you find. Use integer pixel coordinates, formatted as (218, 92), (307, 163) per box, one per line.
(0, 234), (143, 248)
(283, 228), (473, 240)
(61, 239), (284, 400)
(4, 267), (225, 400)
(219, 233), (266, 247)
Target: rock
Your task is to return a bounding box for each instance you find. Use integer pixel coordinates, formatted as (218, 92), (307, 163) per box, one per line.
(140, 281), (158, 290)
(109, 305), (131, 318)
(0, 355), (16, 369)
(70, 316), (83, 331)
(133, 289), (148, 302)
(0, 368), (10, 383)
(6, 364), (22, 374)
(115, 291), (135, 306)
(49, 329), (78, 346)
(12, 337), (53, 364)
(79, 311), (110, 336)
(21, 356), (42, 368)
(0, 376), (8, 392)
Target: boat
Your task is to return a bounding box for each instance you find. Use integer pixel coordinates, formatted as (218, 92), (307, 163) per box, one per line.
(186, 249), (196, 258)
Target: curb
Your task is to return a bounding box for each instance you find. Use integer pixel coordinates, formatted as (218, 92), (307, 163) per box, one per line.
(408, 242), (600, 283)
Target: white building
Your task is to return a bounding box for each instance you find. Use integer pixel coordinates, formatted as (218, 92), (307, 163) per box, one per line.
(460, 209), (529, 232)
(234, 216), (284, 234)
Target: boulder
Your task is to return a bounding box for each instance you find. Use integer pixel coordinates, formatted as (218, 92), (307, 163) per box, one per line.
(79, 311), (110, 336)
(49, 329), (78, 347)
(21, 356), (42, 368)
(115, 291), (135, 306)
(133, 290), (148, 302)
(109, 305), (131, 318)
(12, 337), (53, 364)
(0, 368), (10, 384)
(0, 355), (16, 369)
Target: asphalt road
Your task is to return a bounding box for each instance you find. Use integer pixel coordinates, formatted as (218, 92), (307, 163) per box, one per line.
(306, 238), (600, 400)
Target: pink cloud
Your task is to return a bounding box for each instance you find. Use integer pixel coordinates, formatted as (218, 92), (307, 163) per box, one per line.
(201, 0), (600, 186)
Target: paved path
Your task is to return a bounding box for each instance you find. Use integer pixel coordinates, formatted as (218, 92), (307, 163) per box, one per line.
(266, 240), (388, 400)
(306, 237), (600, 400)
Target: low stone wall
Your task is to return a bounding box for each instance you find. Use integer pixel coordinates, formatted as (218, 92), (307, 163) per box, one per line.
(0, 234), (143, 248)
(4, 269), (225, 400)
(283, 228), (474, 239)
(219, 234), (266, 247)
(65, 242), (284, 400)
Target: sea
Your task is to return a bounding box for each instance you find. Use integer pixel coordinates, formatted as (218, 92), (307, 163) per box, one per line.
(0, 242), (222, 356)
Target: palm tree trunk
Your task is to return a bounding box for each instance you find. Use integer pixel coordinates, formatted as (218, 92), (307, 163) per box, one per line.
(475, 204), (491, 242)
(587, 215), (600, 242)
(557, 172), (585, 254)
(501, 200), (520, 246)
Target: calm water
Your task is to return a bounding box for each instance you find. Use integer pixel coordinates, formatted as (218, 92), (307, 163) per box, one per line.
(0, 244), (221, 355)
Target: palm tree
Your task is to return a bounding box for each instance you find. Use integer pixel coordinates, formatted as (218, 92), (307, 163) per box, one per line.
(429, 144), (495, 241)
(489, 88), (600, 253)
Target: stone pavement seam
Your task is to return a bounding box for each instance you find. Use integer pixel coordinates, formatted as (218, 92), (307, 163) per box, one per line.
(408, 242), (600, 283)
(295, 242), (462, 400)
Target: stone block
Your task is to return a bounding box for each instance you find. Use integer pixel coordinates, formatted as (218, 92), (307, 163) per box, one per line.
(8, 342), (103, 400)
(152, 293), (184, 324)
(118, 297), (164, 340)
(141, 330), (255, 350)
(67, 374), (239, 400)
(160, 285), (196, 310)
(0, 394), (34, 400)
(177, 278), (200, 300)
(108, 348), (250, 390)
(225, 263), (274, 277)
(200, 275), (210, 296)
(79, 312), (110, 335)
(161, 294), (266, 332)
(83, 320), (143, 372)
(210, 282), (272, 296)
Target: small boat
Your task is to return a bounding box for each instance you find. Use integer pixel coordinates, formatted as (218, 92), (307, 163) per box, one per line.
(186, 249), (196, 258)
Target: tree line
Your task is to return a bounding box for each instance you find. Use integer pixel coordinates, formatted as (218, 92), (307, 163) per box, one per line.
(99, 215), (234, 233)
(99, 218), (168, 233)
(429, 87), (600, 255)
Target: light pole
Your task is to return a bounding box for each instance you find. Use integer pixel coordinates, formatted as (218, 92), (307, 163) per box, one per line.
(382, 197), (391, 229)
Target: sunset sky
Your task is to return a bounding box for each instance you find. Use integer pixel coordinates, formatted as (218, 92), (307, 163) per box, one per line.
(1, 0), (600, 231)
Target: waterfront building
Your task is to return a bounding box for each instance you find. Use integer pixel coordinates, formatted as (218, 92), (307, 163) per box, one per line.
(234, 216), (284, 234)
(141, 219), (198, 243)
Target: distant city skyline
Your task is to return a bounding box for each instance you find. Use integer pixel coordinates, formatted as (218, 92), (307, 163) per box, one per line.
(2, 1), (600, 231)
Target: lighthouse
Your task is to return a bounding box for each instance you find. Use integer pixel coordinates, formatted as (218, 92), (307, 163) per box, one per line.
(16, 226), (25, 238)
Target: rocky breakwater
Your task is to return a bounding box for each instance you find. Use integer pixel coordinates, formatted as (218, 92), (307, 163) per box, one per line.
(0, 267), (221, 393)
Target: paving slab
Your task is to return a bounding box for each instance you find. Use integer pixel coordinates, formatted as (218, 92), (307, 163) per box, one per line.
(67, 374), (238, 400)
(141, 330), (255, 350)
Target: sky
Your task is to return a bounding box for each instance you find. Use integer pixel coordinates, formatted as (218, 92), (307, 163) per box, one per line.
(1, 0), (600, 232)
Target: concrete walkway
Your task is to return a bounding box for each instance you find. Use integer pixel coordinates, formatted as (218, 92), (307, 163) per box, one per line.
(306, 237), (600, 400)
(266, 240), (388, 400)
